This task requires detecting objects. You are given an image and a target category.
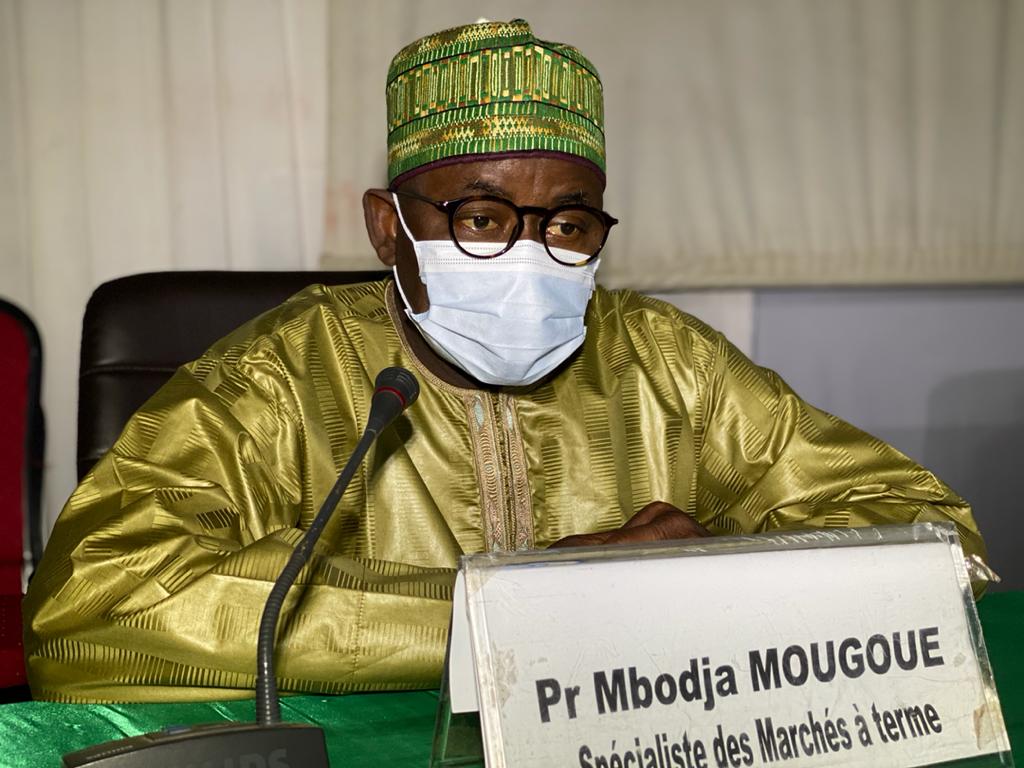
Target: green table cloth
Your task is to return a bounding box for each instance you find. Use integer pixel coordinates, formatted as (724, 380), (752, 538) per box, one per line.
(1, 592), (1020, 767)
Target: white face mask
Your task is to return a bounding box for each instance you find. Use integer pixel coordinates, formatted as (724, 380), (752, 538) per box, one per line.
(392, 193), (599, 387)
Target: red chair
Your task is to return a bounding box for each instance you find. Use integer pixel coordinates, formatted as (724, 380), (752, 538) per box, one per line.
(0, 298), (44, 695)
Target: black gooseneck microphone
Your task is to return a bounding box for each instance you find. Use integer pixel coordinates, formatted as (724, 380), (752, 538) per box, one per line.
(62, 367), (420, 768)
(256, 366), (420, 724)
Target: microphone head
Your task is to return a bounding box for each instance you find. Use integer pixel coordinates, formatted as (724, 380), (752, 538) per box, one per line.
(374, 366), (420, 410)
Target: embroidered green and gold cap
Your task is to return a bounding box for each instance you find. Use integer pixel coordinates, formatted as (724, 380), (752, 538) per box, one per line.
(386, 19), (605, 185)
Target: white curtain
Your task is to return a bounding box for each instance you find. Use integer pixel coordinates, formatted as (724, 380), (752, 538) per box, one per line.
(322, 0), (1024, 290)
(0, 0), (328, 533)
(3, 0), (1022, 537)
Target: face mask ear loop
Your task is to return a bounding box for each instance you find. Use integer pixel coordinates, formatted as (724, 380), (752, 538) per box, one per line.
(391, 192), (418, 245)
(390, 192), (424, 318)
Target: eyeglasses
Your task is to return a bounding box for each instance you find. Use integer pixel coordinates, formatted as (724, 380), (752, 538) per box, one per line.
(392, 189), (618, 266)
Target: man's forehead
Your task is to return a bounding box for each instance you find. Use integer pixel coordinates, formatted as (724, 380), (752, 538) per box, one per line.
(403, 156), (605, 204)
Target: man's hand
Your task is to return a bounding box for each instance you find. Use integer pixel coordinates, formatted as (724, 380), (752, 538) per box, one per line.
(549, 501), (709, 549)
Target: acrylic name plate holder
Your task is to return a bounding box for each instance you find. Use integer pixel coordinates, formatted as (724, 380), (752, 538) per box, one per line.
(431, 523), (1011, 768)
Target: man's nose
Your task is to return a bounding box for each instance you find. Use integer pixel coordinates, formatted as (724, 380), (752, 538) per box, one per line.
(518, 212), (545, 244)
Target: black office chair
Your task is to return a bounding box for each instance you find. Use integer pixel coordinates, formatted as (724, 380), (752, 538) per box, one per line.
(76, 270), (387, 481)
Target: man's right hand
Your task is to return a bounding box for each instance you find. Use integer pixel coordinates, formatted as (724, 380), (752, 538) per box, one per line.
(548, 500), (709, 549)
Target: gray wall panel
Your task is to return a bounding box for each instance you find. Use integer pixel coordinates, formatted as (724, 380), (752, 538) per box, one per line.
(752, 288), (1024, 591)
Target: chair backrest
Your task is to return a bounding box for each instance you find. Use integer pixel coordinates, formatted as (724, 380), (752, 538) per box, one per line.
(0, 298), (43, 689)
(77, 270), (387, 481)
(0, 300), (43, 586)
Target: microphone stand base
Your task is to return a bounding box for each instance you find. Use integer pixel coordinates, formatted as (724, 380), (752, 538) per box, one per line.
(62, 721), (328, 767)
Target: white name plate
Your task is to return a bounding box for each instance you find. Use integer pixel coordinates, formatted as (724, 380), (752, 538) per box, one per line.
(449, 524), (1011, 768)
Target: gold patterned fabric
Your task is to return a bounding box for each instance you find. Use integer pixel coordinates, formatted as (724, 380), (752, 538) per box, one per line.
(23, 279), (985, 702)
(386, 19), (605, 184)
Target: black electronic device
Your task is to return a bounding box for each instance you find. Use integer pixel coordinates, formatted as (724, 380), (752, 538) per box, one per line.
(61, 368), (420, 768)
(62, 722), (326, 767)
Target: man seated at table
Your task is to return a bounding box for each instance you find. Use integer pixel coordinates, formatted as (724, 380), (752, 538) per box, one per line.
(23, 19), (986, 703)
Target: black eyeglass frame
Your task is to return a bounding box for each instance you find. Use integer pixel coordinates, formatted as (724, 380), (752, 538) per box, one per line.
(391, 188), (618, 266)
